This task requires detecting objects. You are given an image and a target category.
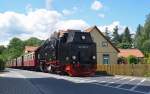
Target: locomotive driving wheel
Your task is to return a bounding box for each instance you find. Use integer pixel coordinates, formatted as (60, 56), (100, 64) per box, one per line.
(46, 65), (54, 73)
(39, 62), (44, 72)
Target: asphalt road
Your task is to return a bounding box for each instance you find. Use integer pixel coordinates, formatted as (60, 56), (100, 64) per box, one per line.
(0, 68), (150, 94)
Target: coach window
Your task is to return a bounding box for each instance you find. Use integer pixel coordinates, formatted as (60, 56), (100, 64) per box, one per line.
(102, 41), (108, 47)
(31, 54), (33, 60)
(28, 55), (30, 60)
(32, 54), (33, 59)
(103, 54), (109, 64)
(32, 54), (34, 59)
(24, 55), (26, 61)
(26, 55), (28, 61)
(30, 54), (31, 60)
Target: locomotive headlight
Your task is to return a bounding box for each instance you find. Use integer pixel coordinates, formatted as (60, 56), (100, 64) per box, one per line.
(72, 56), (76, 60)
(92, 56), (96, 60)
(81, 36), (85, 40)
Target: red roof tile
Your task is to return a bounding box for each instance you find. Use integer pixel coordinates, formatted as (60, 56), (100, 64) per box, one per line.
(24, 46), (38, 53)
(118, 49), (144, 58)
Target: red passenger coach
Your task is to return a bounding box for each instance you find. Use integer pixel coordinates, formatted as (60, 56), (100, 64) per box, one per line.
(16, 56), (23, 68)
(12, 59), (17, 68)
(23, 52), (37, 69)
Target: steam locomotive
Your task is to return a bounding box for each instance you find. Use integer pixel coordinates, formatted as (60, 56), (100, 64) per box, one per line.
(7, 30), (97, 76)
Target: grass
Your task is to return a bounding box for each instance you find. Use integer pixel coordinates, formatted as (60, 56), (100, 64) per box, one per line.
(144, 72), (150, 77)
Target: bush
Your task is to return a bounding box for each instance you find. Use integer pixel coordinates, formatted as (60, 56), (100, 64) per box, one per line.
(127, 55), (138, 64)
(143, 58), (150, 64)
(144, 72), (150, 77)
(0, 58), (5, 71)
(143, 53), (150, 64)
(117, 57), (127, 64)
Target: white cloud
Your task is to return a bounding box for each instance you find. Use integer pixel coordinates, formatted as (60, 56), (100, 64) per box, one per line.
(98, 21), (126, 34)
(91, 0), (103, 11)
(98, 13), (105, 18)
(0, 9), (89, 45)
(55, 20), (89, 30)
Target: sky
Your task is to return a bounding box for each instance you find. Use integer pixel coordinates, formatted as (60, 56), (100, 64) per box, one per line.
(0, 0), (149, 45)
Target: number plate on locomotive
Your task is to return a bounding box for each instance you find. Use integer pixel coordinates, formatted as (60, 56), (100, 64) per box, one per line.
(78, 46), (88, 48)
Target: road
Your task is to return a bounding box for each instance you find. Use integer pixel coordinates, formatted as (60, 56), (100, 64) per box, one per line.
(0, 68), (150, 94)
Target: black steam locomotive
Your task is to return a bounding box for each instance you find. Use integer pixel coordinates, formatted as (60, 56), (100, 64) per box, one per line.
(8, 30), (97, 76)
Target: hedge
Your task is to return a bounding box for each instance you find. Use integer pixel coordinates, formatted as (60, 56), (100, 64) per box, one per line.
(127, 55), (138, 64)
(0, 58), (5, 71)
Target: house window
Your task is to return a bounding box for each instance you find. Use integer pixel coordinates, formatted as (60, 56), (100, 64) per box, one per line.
(102, 41), (108, 47)
(103, 54), (109, 64)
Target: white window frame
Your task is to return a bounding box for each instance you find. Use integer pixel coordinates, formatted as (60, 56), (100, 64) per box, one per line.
(102, 41), (108, 47)
(103, 54), (110, 64)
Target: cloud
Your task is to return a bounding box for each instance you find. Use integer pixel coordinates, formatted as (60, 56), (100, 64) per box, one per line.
(98, 13), (105, 18)
(55, 20), (89, 30)
(0, 9), (89, 45)
(91, 0), (103, 11)
(98, 21), (126, 34)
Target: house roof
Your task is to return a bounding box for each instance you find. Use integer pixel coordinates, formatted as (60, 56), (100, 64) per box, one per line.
(24, 46), (39, 52)
(85, 26), (120, 52)
(118, 49), (144, 58)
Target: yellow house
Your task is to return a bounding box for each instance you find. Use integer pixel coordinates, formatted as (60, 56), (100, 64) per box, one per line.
(85, 26), (119, 64)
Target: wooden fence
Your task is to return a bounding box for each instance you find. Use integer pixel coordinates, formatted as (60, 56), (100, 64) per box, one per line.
(97, 64), (150, 77)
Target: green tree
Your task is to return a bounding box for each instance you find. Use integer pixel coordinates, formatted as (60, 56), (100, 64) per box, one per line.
(0, 45), (6, 54)
(104, 27), (111, 40)
(7, 37), (24, 59)
(142, 40), (150, 53)
(117, 42), (132, 49)
(0, 37), (43, 62)
(118, 27), (133, 49)
(135, 24), (143, 37)
(134, 24), (144, 49)
(143, 14), (150, 40)
(25, 37), (43, 46)
(134, 14), (150, 52)
(122, 27), (132, 43)
(112, 26), (120, 46)
(0, 57), (5, 70)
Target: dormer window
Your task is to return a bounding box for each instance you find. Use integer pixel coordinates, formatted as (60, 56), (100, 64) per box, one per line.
(102, 41), (108, 47)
